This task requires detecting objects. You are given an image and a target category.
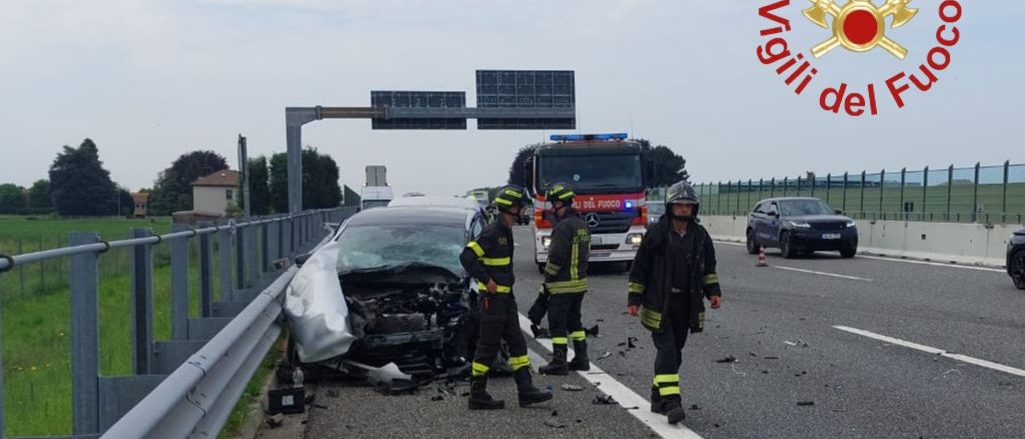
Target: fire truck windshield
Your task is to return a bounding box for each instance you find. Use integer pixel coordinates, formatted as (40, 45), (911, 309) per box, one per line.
(538, 154), (643, 194)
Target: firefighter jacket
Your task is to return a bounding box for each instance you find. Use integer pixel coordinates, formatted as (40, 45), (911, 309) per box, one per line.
(627, 214), (722, 333)
(543, 207), (590, 294)
(460, 219), (516, 293)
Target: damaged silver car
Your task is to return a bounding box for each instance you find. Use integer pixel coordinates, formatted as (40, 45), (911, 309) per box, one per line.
(283, 205), (501, 382)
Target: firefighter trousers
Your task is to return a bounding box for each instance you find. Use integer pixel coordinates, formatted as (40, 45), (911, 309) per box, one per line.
(547, 293), (585, 347)
(651, 294), (690, 400)
(471, 293), (531, 376)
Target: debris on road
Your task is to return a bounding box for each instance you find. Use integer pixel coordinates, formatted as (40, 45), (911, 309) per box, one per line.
(325, 389), (339, 398)
(267, 413), (285, 428)
(690, 404), (702, 410)
(598, 351), (612, 360)
(561, 384), (584, 391)
(593, 394), (618, 405)
(764, 356), (780, 360)
(716, 355), (737, 364)
(797, 401), (815, 406)
(586, 324), (601, 337)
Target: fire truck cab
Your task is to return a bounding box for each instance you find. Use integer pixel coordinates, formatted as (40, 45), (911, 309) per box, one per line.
(526, 133), (652, 273)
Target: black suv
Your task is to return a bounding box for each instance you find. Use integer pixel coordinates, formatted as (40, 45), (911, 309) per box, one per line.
(746, 197), (858, 258)
(1007, 227), (1025, 289)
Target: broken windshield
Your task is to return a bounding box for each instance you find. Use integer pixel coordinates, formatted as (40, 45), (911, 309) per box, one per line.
(335, 224), (466, 276)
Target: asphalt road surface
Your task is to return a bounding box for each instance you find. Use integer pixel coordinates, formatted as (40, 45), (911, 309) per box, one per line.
(294, 225), (1025, 439)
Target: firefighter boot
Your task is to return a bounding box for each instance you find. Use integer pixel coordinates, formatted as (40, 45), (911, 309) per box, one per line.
(650, 385), (664, 414)
(568, 340), (589, 371)
(661, 395), (687, 424)
(468, 375), (505, 410)
(539, 344), (569, 375)
(513, 367), (553, 407)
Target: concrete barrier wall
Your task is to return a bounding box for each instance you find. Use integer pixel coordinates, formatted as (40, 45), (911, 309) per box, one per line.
(699, 215), (1019, 268)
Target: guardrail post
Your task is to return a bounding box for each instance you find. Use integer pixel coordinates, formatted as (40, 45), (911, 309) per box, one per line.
(246, 221), (258, 288)
(860, 171), (866, 214)
(219, 221), (234, 302)
(199, 221), (214, 318)
(947, 165), (953, 221)
(262, 221), (271, 273)
(922, 166), (929, 223)
(1003, 160), (1010, 224)
(900, 168), (906, 221)
(0, 271), (5, 435)
(130, 228), (155, 375)
(972, 162), (980, 223)
(879, 169), (886, 218)
(70, 232), (102, 435)
(235, 221), (246, 290)
(170, 224), (190, 340)
(842, 172), (848, 212)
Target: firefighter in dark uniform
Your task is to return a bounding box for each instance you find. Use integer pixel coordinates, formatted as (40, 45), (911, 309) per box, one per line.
(626, 180), (723, 425)
(460, 184), (553, 410)
(537, 182), (592, 375)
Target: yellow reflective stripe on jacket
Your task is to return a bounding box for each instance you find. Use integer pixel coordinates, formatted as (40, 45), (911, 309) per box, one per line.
(570, 330), (586, 341)
(467, 241), (485, 257)
(658, 386), (681, 396)
(481, 256), (511, 266)
(552, 337), (569, 345)
(628, 281), (645, 294)
(477, 282), (512, 293)
(546, 279), (587, 294)
(544, 262), (561, 276)
(703, 273), (720, 285)
(640, 306), (662, 329)
(570, 235), (580, 280)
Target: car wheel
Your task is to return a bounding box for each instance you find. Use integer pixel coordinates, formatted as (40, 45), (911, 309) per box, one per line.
(1011, 250), (1025, 290)
(746, 229), (759, 255)
(780, 232), (796, 259)
(840, 245), (857, 258)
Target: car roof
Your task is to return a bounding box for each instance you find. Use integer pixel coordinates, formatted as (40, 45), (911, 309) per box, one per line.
(387, 195), (481, 210)
(756, 197), (826, 203)
(345, 205), (477, 227)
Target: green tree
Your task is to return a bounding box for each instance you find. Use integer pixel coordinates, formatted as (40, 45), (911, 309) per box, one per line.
(117, 187), (134, 217)
(637, 139), (689, 187)
(244, 156), (271, 215)
(0, 183), (26, 214)
(148, 150), (229, 215)
(27, 179), (53, 211)
(268, 147), (343, 212)
(507, 144), (538, 192)
(48, 139), (118, 216)
(269, 152), (288, 213)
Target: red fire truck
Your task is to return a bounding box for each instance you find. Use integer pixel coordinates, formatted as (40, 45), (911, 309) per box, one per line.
(526, 133), (651, 273)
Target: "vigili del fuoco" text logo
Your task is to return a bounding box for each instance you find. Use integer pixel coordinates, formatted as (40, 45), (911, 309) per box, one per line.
(756, 0), (962, 116)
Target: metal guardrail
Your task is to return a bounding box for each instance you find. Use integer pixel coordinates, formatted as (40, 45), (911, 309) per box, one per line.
(0, 207), (355, 438)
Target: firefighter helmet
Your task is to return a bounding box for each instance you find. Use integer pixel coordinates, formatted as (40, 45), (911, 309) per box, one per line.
(493, 184), (530, 212)
(666, 180), (700, 218)
(545, 182), (575, 207)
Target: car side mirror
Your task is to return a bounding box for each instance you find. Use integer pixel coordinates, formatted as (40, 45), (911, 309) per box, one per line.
(835, 209), (843, 215)
(295, 252), (312, 267)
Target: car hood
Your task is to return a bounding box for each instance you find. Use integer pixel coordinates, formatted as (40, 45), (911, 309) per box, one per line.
(783, 214), (853, 223)
(283, 241), (468, 364)
(1014, 227), (1025, 236)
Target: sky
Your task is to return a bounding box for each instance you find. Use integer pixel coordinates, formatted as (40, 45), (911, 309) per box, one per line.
(1, 0), (1022, 199)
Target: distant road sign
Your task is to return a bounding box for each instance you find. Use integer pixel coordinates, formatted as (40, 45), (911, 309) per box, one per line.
(475, 70), (575, 129)
(371, 91), (467, 129)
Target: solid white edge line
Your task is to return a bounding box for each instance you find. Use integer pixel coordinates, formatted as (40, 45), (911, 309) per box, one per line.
(517, 313), (704, 439)
(855, 254), (1005, 273)
(714, 239), (1007, 273)
(833, 325), (1025, 379)
(773, 266), (873, 282)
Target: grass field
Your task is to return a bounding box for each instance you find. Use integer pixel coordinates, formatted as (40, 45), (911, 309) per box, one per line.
(0, 215), (274, 437)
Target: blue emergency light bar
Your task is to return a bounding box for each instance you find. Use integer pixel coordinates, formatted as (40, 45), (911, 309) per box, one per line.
(550, 133), (629, 142)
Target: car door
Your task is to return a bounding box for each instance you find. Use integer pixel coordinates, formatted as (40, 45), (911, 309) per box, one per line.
(762, 201), (782, 246)
(749, 202), (765, 238)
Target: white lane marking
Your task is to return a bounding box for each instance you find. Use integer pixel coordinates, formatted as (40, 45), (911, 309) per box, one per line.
(715, 239), (1006, 273)
(833, 325), (1025, 379)
(517, 314), (704, 439)
(855, 254), (1005, 273)
(774, 266), (873, 282)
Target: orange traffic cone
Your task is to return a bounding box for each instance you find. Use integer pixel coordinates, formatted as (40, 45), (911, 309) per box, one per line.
(756, 246), (768, 267)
